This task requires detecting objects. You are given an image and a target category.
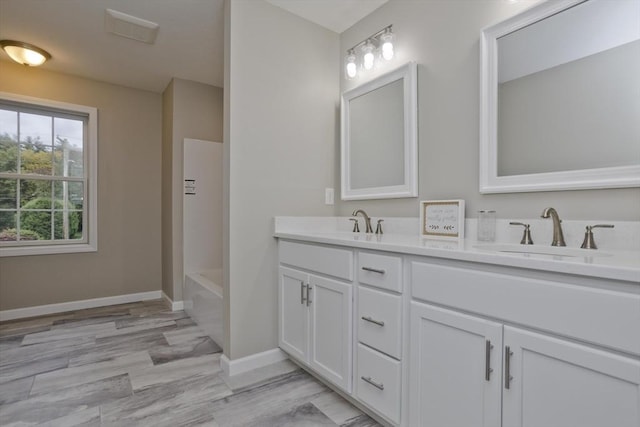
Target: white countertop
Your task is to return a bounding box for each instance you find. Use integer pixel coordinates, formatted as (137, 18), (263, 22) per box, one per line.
(274, 217), (640, 283)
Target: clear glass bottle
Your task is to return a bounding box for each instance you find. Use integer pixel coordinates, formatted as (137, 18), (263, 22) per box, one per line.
(477, 210), (496, 242)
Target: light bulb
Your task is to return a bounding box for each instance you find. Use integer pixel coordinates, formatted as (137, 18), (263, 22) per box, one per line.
(380, 31), (394, 61)
(362, 40), (375, 71)
(345, 50), (357, 79)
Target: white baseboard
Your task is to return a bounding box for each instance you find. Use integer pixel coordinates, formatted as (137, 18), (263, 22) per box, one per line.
(161, 292), (184, 311)
(0, 290), (162, 322)
(220, 348), (288, 377)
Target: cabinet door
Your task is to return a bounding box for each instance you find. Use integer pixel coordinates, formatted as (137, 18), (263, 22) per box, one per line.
(279, 267), (309, 362)
(309, 275), (352, 392)
(503, 326), (640, 427)
(409, 302), (503, 427)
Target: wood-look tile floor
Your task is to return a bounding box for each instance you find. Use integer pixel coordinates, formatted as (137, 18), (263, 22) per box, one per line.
(0, 300), (380, 427)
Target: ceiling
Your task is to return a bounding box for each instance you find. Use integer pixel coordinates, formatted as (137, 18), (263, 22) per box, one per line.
(0, 0), (387, 94)
(266, 0), (388, 33)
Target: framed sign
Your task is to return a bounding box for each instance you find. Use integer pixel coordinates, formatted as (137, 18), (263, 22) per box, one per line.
(420, 199), (465, 239)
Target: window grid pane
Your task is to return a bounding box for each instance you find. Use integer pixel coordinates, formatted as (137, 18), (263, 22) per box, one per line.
(0, 178), (17, 208)
(0, 141), (18, 173)
(0, 99), (90, 248)
(0, 210), (17, 241)
(53, 117), (83, 177)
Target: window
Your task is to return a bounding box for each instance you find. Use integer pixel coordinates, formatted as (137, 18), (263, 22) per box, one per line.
(0, 92), (97, 256)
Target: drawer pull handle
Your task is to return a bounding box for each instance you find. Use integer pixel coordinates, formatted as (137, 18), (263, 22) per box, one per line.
(361, 376), (384, 391)
(306, 284), (312, 306)
(361, 266), (386, 274)
(505, 346), (514, 389)
(300, 281), (306, 305)
(361, 316), (385, 327)
(485, 340), (493, 381)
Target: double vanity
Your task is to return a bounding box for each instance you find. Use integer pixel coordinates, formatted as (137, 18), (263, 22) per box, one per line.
(288, 0), (640, 424)
(275, 216), (640, 427)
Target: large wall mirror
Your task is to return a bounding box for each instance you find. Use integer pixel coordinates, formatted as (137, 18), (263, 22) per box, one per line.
(480, 0), (640, 193)
(341, 62), (417, 200)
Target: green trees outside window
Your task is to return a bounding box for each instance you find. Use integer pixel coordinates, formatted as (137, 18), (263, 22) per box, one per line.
(0, 110), (85, 243)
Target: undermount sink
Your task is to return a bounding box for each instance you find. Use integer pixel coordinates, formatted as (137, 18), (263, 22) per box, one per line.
(473, 243), (612, 258)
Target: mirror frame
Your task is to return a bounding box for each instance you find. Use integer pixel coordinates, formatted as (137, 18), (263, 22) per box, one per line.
(341, 62), (418, 200)
(479, 0), (640, 194)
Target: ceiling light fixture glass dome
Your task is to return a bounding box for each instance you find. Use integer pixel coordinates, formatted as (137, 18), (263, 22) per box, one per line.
(0, 40), (51, 66)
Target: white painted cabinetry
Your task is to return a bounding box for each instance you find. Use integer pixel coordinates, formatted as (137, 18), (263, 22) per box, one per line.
(279, 267), (309, 361)
(409, 260), (640, 427)
(277, 236), (640, 427)
(409, 303), (502, 427)
(502, 326), (640, 427)
(355, 251), (404, 425)
(278, 241), (353, 392)
(309, 274), (352, 390)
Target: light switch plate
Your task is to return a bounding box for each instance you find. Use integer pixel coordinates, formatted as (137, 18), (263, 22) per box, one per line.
(325, 188), (334, 205)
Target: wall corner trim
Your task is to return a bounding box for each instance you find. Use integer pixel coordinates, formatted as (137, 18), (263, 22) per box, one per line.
(0, 290), (162, 322)
(161, 291), (184, 311)
(220, 348), (288, 377)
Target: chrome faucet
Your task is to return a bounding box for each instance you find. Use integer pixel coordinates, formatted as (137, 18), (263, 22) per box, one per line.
(541, 207), (566, 247)
(352, 209), (373, 233)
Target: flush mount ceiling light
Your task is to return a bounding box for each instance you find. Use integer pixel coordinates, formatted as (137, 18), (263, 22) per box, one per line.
(344, 25), (395, 80)
(0, 40), (51, 66)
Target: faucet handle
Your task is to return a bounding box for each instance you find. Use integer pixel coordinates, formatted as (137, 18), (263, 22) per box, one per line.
(510, 222), (534, 245)
(375, 219), (384, 235)
(350, 218), (360, 233)
(580, 224), (614, 250)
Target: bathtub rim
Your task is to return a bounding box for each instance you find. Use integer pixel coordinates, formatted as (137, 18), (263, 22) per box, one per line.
(184, 268), (223, 298)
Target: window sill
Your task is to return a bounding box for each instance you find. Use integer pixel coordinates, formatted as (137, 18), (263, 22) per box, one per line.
(0, 243), (97, 257)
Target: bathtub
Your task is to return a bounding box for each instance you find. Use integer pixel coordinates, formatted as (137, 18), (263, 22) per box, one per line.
(183, 268), (223, 348)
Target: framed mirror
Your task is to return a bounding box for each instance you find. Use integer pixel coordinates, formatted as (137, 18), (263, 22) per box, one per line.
(341, 62), (417, 200)
(480, 0), (640, 193)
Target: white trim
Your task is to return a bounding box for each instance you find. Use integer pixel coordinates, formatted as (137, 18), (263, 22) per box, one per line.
(479, 1), (640, 194)
(0, 290), (162, 322)
(0, 91), (98, 257)
(0, 243), (97, 257)
(341, 62), (418, 200)
(220, 348), (288, 377)
(161, 291), (184, 311)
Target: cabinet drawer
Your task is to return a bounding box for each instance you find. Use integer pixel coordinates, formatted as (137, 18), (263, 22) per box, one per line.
(411, 261), (640, 356)
(356, 343), (401, 424)
(358, 286), (402, 359)
(358, 252), (402, 292)
(279, 240), (353, 281)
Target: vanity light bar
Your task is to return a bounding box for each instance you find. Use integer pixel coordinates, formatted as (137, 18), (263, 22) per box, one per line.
(345, 25), (395, 79)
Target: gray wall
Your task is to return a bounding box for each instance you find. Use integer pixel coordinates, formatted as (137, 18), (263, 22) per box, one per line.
(224, 0), (339, 359)
(161, 78), (223, 301)
(336, 0), (640, 221)
(0, 61), (162, 310)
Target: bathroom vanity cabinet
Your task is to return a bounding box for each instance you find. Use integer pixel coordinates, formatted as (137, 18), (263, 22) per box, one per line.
(355, 251), (404, 424)
(276, 228), (640, 427)
(278, 240), (353, 392)
(409, 260), (640, 427)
